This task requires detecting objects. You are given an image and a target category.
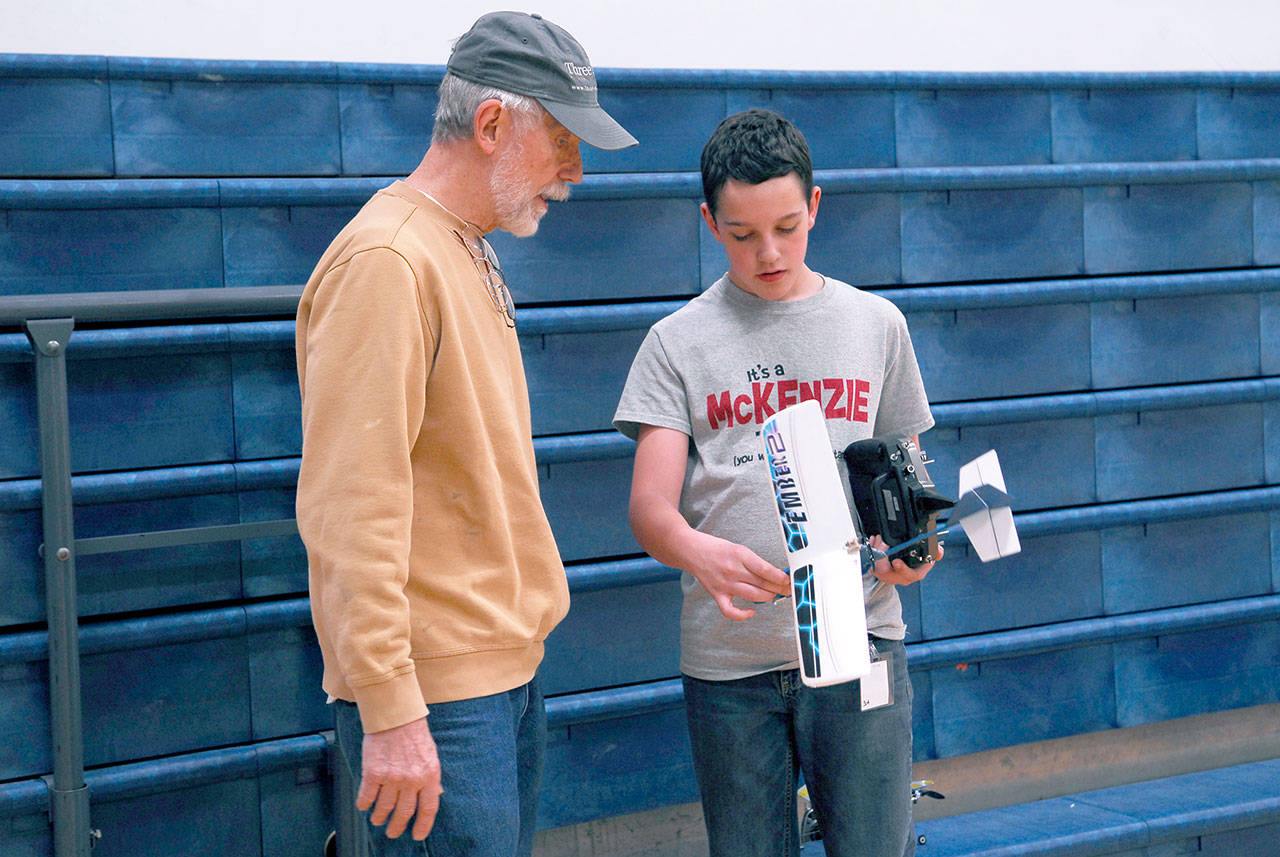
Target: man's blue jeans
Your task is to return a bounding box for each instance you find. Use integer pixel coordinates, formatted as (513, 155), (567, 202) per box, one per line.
(333, 675), (545, 857)
(682, 638), (916, 857)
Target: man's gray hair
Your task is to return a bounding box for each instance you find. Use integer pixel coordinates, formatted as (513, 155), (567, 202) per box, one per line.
(432, 73), (542, 145)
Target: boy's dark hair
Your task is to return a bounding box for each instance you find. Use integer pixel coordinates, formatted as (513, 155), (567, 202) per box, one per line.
(700, 108), (814, 219)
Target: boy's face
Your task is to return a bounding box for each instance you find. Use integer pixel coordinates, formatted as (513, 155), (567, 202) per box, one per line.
(701, 174), (821, 302)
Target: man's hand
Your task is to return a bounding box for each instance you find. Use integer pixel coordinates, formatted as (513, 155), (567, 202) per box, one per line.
(868, 535), (941, 586)
(357, 718), (443, 841)
(688, 531), (791, 621)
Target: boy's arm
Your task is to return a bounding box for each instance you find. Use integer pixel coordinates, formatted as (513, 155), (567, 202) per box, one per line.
(629, 424), (791, 621)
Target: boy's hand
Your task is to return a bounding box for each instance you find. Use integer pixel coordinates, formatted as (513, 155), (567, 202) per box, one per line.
(627, 424), (789, 621)
(868, 535), (941, 586)
(689, 533), (791, 621)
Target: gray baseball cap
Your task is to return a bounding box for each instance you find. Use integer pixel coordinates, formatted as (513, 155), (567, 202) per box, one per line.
(447, 11), (638, 150)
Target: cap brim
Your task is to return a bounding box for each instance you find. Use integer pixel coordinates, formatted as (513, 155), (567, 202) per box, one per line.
(537, 98), (638, 150)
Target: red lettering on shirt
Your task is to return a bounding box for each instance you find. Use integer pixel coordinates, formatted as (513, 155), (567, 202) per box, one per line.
(706, 390), (733, 430)
(752, 382), (776, 423)
(850, 378), (870, 423)
(702, 377), (874, 430)
(777, 378), (798, 410)
(823, 378), (847, 420)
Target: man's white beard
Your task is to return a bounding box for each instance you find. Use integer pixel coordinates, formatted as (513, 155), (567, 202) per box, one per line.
(490, 142), (571, 238)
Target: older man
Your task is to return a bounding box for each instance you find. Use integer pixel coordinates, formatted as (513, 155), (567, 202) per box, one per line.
(295, 12), (636, 856)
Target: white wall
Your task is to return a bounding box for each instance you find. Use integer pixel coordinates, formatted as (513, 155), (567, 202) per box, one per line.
(4, 0), (1279, 71)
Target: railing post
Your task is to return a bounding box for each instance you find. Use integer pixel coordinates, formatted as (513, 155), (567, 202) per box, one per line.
(25, 318), (93, 857)
(331, 723), (369, 857)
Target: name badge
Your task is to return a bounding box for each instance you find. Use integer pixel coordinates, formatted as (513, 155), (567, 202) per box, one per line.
(861, 649), (893, 711)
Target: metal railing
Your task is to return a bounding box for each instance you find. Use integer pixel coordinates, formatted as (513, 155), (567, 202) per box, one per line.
(0, 288), (325, 857)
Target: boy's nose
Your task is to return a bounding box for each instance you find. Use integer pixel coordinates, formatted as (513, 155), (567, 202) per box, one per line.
(758, 237), (782, 263)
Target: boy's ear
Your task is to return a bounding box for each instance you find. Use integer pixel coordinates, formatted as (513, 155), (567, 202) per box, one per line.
(808, 185), (822, 226)
(700, 202), (722, 241)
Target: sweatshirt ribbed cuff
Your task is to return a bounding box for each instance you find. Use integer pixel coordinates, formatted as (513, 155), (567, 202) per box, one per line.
(351, 668), (429, 734)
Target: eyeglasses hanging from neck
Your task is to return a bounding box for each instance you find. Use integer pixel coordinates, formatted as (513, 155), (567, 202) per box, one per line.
(452, 229), (516, 329)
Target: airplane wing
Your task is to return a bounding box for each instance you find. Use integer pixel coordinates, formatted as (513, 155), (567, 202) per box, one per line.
(762, 400), (872, 687)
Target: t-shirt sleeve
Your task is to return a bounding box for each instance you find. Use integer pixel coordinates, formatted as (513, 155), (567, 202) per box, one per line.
(874, 308), (935, 439)
(612, 326), (694, 441)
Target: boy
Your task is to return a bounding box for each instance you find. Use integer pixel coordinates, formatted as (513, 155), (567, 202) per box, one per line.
(613, 108), (937, 857)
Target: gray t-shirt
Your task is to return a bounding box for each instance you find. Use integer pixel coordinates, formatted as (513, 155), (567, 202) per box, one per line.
(614, 274), (935, 680)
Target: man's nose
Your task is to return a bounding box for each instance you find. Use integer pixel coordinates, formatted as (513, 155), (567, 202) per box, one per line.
(561, 142), (583, 183)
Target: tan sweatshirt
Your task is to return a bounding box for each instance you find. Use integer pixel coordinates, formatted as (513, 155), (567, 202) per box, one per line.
(295, 181), (569, 733)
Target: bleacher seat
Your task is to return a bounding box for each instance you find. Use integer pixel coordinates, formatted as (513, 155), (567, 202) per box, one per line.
(801, 758), (1280, 857)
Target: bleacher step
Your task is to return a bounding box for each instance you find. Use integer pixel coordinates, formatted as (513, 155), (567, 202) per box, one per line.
(798, 758), (1280, 857)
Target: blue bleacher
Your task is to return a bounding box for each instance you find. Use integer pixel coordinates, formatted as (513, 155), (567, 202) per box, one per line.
(803, 758), (1280, 856)
(0, 53), (1277, 855)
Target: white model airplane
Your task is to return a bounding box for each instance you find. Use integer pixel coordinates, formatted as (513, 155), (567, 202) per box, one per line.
(762, 400), (1020, 688)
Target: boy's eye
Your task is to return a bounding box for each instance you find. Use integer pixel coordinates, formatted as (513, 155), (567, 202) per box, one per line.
(731, 233), (753, 242)
(779, 226), (798, 235)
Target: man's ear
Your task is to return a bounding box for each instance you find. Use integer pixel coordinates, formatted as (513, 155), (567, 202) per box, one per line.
(700, 202), (723, 242)
(473, 98), (505, 155)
